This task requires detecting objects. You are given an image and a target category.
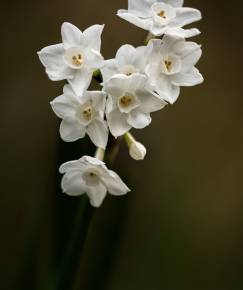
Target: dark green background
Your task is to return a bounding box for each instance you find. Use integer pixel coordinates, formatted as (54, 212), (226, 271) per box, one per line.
(1, 0), (243, 289)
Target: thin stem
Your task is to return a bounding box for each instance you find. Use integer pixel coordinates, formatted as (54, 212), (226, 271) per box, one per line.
(95, 147), (105, 161)
(124, 132), (135, 147)
(144, 32), (155, 45)
(46, 198), (94, 290)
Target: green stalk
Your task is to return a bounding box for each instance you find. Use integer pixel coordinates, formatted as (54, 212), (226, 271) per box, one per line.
(45, 197), (94, 290)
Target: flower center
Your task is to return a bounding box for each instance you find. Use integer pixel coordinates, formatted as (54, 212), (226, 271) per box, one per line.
(157, 10), (166, 19)
(76, 103), (93, 125)
(83, 169), (100, 186)
(120, 95), (132, 107)
(152, 2), (176, 26)
(118, 93), (140, 113)
(164, 59), (172, 72)
(161, 55), (181, 75)
(121, 65), (137, 76)
(89, 172), (96, 178)
(72, 53), (83, 66)
(82, 106), (92, 121)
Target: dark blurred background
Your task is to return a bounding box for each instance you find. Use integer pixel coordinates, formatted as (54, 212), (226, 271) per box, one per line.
(1, 0), (243, 289)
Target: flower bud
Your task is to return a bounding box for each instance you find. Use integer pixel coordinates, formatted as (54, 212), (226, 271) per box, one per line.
(129, 141), (147, 161)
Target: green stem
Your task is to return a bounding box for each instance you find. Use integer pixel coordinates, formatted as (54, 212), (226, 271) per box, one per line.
(46, 198), (94, 290)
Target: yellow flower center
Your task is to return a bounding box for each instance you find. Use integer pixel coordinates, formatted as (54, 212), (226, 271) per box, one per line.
(158, 10), (166, 18)
(72, 53), (83, 66)
(82, 106), (92, 121)
(120, 95), (132, 107)
(164, 60), (172, 72)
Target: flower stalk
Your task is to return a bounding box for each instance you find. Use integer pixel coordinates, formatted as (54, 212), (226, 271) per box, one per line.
(95, 147), (105, 161)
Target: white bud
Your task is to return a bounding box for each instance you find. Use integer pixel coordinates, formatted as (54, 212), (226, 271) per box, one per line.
(129, 142), (147, 161)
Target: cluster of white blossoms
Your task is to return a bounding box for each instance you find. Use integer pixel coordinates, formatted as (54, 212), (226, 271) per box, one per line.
(38, 0), (203, 207)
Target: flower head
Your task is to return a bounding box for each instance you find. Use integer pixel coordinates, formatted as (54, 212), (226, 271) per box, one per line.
(146, 36), (203, 103)
(101, 44), (151, 82)
(51, 85), (108, 149)
(103, 73), (167, 138)
(59, 156), (130, 207)
(38, 22), (104, 95)
(117, 0), (201, 38)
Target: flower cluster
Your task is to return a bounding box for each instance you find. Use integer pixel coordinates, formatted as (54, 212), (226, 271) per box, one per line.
(38, 0), (203, 207)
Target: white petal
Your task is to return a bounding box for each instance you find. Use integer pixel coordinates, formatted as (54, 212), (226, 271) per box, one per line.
(82, 24), (104, 51)
(86, 183), (107, 207)
(126, 73), (148, 92)
(101, 59), (119, 82)
(127, 109), (151, 129)
(137, 90), (167, 113)
(50, 92), (79, 119)
(38, 44), (64, 67)
(61, 171), (86, 196)
(101, 169), (130, 195)
(38, 44), (73, 81)
(103, 75), (127, 98)
(68, 68), (92, 96)
(163, 0), (184, 7)
(59, 160), (84, 174)
(89, 91), (107, 115)
(172, 67), (203, 86)
(133, 45), (152, 72)
(150, 24), (168, 37)
(171, 38), (200, 57)
(116, 44), (136, 67)
(85, 49), (104, 69)
(166, 27), (201, 38)
(105, 95), (117, 115)
(87, 120), (108, 149)
(63, 84), (76, 95)
(173, 7), (202, 28)
(60, 120), (86, 142)
(117, 10), (152, 31)
(146, 64), (180, 104)
(104, 73), (148, 96)
(106, 109), (131, 138)
(61, 22), (82, 49)
(181, 46), (202, 71)
(83, 156), (105, 166)
(128, 0), (153, 17)
(148, 38), (176, 64)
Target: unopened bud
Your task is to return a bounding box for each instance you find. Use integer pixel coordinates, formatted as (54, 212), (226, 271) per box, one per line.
(124, 133), (147, 161)
(129, 141), (147, 160)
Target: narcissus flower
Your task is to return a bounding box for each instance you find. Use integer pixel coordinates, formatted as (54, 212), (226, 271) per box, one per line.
(101, 44), (151, 82)
(50, 85), (108, 149)
(103, 73), (167, 138)
(60, 156), (130, 207)
(146, 36), (203, 104)
(117, 0), (201, 38)
(38, 22), (104, 95)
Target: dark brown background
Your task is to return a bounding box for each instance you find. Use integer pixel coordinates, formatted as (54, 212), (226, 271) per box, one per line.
(1, 1), (243, 289)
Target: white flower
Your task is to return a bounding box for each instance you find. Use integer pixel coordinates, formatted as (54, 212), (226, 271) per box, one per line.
(103, 73), (167, 138)
(38, 22), (104, 95)
(50, 85), (108, 149)
(59, 156), (130, 207)
(146, 36), (203, 104)
(101, 44), (151, 82)
(117, 0), (201, 38)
